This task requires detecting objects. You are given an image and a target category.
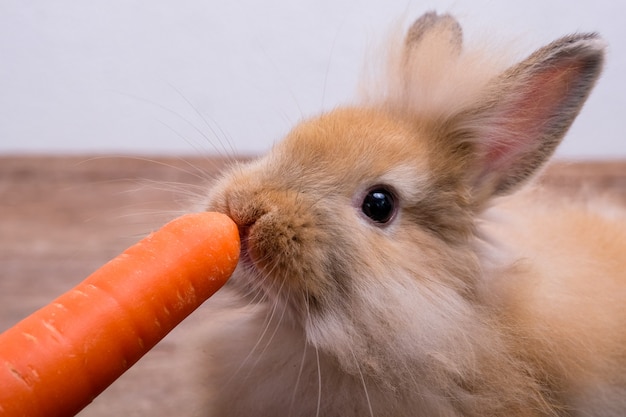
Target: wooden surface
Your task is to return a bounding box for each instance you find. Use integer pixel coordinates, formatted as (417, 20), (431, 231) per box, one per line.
(1, 156), (625, 416)
(0, 156), (233, 416)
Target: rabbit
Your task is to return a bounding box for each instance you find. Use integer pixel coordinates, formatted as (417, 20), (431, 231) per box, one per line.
(193, 12), (626, 417)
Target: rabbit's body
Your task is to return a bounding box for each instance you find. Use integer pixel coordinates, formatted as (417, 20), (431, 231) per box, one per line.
(478, 189), (626, 416)
(195, 13), (626, 417)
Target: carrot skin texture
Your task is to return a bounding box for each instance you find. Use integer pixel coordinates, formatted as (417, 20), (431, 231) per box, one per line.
(0, 212), (240, 417)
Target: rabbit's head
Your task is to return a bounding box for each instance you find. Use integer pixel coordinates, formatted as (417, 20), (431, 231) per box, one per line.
(206, 12), (604, 384)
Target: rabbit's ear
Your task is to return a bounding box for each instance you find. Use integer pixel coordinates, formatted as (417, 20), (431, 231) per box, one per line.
(447, 33), (605, 201)
(404, 12), (463, 61)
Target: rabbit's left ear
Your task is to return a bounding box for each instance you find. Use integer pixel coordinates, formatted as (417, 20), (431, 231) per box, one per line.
(404, 12), (463, 57)
(447, 33), (605, 201)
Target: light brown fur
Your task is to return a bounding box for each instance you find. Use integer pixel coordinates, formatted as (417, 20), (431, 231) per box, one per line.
(192, 12), (625, 416)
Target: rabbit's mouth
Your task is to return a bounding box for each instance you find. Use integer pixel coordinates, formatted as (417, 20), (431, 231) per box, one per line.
(236, 225), (254, 269)
(227, 217), (338, 323)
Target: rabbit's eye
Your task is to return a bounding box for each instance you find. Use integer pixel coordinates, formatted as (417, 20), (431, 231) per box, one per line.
(361, 187), (397, 224)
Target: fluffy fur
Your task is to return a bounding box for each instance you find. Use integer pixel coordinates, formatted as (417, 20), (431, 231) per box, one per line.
(193, 12), (626, 416)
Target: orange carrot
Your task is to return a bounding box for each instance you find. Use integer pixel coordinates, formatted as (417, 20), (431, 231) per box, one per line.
(0, 212), (240, 417)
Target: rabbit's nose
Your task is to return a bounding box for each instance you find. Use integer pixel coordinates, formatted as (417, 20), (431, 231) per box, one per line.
(223, 192), (278, 254)
(227, 197), (267, 231)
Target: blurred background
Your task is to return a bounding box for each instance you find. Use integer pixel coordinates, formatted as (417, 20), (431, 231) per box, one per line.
(0, 0), (624, 159)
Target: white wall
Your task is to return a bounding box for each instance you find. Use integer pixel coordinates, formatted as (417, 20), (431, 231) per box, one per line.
(0, 0), (624, 159)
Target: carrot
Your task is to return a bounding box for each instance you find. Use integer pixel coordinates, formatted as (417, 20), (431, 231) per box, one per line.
(0, 212), (240, 417)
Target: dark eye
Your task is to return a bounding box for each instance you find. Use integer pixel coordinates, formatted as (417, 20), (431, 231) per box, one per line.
(361, 187), (397, 224)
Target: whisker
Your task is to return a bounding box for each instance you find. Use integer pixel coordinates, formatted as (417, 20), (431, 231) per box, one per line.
(289, 327), (309, 417)
(219, 292), (272, 387)
(234, 265), (287, 381)
(166, 82), (239, 161)
(350, 348), (375, 417)
(257, 45), (305, 122)
(238, 269), (269, 305)
(314, 345), (322, 417)
(111, 90), (237, 161)
(249, 287), (291, 371)
(155, 118), (230, 165)
(302, 286), (323, 417)
(76, 154), (214, 184)
(320, 14), (350, 110)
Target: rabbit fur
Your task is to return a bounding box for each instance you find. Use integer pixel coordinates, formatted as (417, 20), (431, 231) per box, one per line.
(193, 12), (626, 417)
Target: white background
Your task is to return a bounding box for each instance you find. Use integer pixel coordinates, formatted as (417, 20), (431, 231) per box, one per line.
(0, 0), (624, 159)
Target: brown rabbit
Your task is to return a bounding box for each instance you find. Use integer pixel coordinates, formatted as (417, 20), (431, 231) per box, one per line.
(195, 12), (626, 416)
